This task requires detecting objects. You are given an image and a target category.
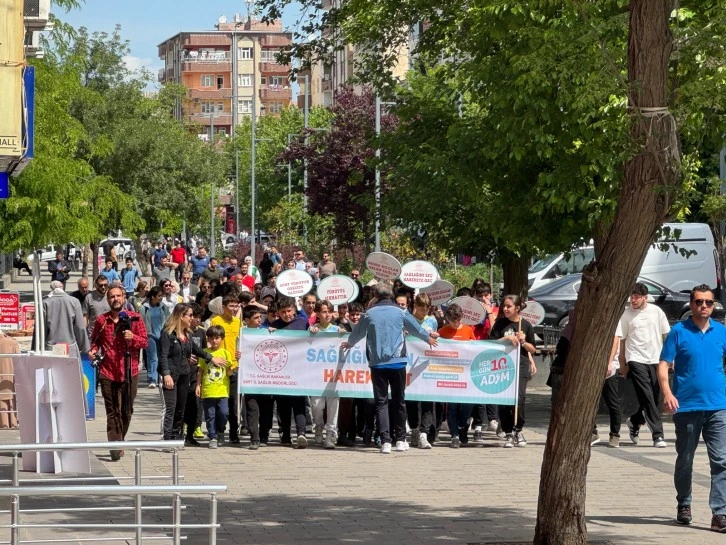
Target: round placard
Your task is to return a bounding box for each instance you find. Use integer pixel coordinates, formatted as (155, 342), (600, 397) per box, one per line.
(521, 300), (546, 326)
(365, 252), (402, 280)
(400, 260), (439, 289)
(448, 296), (487, 326)
(317, 275), (357, 306)
(276, 269), (314, 298)
(420, 280), (455, 306)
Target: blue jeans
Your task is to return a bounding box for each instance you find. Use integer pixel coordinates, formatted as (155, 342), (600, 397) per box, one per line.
(146, 336), (160, 385)
(674, 410), (726, 514)
(203, 397), (229, 440)
(447, 403), (473, 441)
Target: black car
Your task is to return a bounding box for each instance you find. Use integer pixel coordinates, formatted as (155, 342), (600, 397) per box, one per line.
(528, 274), (724, 328)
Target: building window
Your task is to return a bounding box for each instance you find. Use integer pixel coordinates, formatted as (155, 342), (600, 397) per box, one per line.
(238, 74), (253, 87)
(269, 76), (286, 87)
(260, 49), (281, 62)
(201, 101), (213, 113)
(217, 127), (227, 136)
(216, 102), (224, 112)
(267, 101), (283, 114)
(237, 100), (253, 114)
(260, 76), (267, 85)
(238, 47), (252, 60)
(201, 74), (214, 87)
(217, 75), (224, 89)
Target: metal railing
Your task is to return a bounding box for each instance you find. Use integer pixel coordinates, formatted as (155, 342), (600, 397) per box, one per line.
(0, 441), (226, 545)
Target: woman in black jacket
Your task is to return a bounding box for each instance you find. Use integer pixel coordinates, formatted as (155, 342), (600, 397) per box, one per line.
(158, 304), (226, 440)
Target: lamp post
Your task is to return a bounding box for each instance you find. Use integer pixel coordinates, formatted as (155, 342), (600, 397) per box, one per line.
(374, 95), (395, 253)
(209, 111), (216, 257)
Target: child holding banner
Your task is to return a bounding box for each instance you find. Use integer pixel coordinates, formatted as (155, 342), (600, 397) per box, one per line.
(438, 303), (476, 448)
(310, 300), (346, 448)
(411, 293), (442, 449)
(489, 294), (537, 448)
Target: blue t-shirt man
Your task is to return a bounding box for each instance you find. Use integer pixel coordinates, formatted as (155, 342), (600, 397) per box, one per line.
(190, 254), (210, 278)
(660, 318), (726, 412)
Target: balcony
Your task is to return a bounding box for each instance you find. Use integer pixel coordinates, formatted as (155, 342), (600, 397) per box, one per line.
(183, 34), (231, 47)
(259, 86), (292, 101)
(158, 68), (166, 82)
(189, 88), (233, 100)
(158, 43), (167, 58)
(260, 35), (292, 48)
(182, 60), (232, 73)
(188, 112), (233, 126)
(259, 62), (291, 75)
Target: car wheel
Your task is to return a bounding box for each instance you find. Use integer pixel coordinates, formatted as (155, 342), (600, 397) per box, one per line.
(557, 315), (569, 328)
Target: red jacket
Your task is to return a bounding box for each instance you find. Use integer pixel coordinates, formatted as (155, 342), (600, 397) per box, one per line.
(90, 311), (148, 382)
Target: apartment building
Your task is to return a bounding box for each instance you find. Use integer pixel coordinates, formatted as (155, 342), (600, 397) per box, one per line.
(157, 15), (293, 138)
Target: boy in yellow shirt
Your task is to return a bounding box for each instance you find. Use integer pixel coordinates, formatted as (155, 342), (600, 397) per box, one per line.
(210, 294), (242, 443)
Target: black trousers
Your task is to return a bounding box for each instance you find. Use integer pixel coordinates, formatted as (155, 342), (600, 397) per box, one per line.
(183, 367), (200, 439)
(499, 376), (528, 434)
(418, 401), (444, 440)
(595, 375), (622, 436)
(162, 372), (190, 440)
(276, 395), (307, 439)
(628, 361), (663, 439)
(406, 400), (420, 430)
(245, 394), (273, 442)
(228, 373), (239, 441)
(371, 367), (407, 444)
(471, 404), (498, 426)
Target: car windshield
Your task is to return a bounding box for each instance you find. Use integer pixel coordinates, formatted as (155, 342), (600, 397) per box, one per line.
(529, 253), (560, 274)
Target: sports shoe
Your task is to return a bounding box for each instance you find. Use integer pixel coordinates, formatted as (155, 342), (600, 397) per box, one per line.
(450, 437), (460, 449)
(503, 434), (514, 448)
(711, 514), (726, 532)
(590, 433), (600, 446)
(314, 429), (323, 446)
(473, 430), (483, 443)
(418, 433), (432, 449)
(627, 418), (639, 445)
(217, 433), (225, 446)
(248, 441), (260, 451)
(410, 432), (420, 447)
(608, 434), (620, 448)
(323, 433), (336, 449)
(395, 440), (408, 452)
(336, 436), (355, 447)
(193, 426), (205, 439)
(676, 505), (692, 525)
(295, 435), (308, 449)
(380, 442), (392, 454)
(514, 431), (527, 447)
(653, 437), (667, 448)
(209, 439), (218, 449)
(184, 437), (200, 447)
(487, 419), (499, 433)
(148, 383), (157, 389)
(496, 423), (506, 440)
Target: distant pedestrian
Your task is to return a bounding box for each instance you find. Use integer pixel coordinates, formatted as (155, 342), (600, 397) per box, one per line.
(120, 257), (141, 298)
(48, 251), (70, 289)
(39, 281), (90, 355)
(70, 277), (90, 307)
(83, 276), (111, 338)
(659, 284), (726, 531)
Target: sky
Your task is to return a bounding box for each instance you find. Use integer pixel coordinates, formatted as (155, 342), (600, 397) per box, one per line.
(61, 0), (302, 87)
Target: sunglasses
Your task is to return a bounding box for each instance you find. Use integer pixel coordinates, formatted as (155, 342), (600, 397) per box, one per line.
(351, 274), (359, 278)
(694, 299), (715, 307)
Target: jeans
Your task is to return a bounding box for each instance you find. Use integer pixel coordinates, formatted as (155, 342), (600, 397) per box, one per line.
(447, 403), (473, 442)
(146, 336), (160, 385)
(311, 396), (340, 434)
(203, 397), (229, 440)
(371, 367), (407, 444)
(674, 410), (726, 514)
(628, 361), (664, 440)
(161, 372), (190, 440)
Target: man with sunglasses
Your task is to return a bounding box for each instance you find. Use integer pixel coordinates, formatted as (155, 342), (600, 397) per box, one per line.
(619, 282), (670, 448)
(659, 284), (726, 531)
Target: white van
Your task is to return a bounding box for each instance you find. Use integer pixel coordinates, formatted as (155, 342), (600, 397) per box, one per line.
(528, 223), (720, 294)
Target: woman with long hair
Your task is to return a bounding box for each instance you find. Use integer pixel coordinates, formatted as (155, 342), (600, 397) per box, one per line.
(158, 304), (226, 440)
(489, 294), (537, 448)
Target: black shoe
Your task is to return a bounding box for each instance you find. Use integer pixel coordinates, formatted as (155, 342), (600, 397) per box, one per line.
(677, 505), (692, 525)
(363, 430), (372, 447)
(336, 437), (355, 447)
(240, 426), (250, 436)
(230, 437), (241, 444)
(280, 436), (292, 446)
(184, 438), (200, 447)
(711, 514), (726, 532)
(249, 441), (260, 450)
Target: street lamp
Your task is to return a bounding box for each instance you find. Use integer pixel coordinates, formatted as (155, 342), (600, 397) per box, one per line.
(375, 95), (395, 253)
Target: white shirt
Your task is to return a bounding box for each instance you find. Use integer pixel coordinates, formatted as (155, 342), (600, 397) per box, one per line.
(619, 304), (670, 364)
(607, 322), (624, 378)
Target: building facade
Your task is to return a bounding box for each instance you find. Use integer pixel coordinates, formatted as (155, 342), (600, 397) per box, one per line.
(157, 15), (293, 139)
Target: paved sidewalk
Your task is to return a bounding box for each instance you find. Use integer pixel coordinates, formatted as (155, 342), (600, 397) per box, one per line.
(0, 270), (722, 544)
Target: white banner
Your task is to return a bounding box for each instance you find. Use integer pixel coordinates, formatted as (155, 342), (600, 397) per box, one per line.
(239, 329), (520, 405)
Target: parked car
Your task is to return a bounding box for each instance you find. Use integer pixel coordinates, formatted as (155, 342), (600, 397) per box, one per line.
(528, 273), (724, 328)
(26, 243), (80, 263)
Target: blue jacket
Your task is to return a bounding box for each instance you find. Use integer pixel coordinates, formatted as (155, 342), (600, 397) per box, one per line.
(347, 299), (432, 368)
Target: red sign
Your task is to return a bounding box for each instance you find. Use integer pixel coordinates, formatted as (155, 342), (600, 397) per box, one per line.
(20, 303), (35, 331)
(0, 291), (20, 329)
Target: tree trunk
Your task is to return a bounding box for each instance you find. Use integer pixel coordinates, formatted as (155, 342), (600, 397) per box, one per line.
(534, 2), (679, 544)
(501, 251), (529, 297)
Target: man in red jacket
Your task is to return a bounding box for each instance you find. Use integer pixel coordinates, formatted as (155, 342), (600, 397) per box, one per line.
(89, 286), (148, 460)
(169, 240), (188, 282)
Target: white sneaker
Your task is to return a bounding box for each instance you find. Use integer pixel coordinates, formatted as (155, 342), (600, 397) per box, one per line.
(395, 440), (408, 452)
(323, 433), (336, 449)
(503, 434), (514, 448)
(418, 433), (432, 449)
(514, 431), (527, 447)
(295, 435), (308, 449)
(450, 437), (460, 449)
(653, 437), (667, 448)
(380, 442), (392, 454)
(496, 423), (506, 440)
(487, 419), (499, 433)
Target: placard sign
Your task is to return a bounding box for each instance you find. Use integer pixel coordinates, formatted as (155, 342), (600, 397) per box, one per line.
(400, 260), (438, 289)
(275, 269), (313, 298)
(365, 252), (401, 280)
(421, 280), (455, 306)
(448, 296), (487, 326)
(317, 275), (358, 305)
(0, 291), (20, 329)
(521, 300), (546, 326)
(20, 303), (35, 331)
